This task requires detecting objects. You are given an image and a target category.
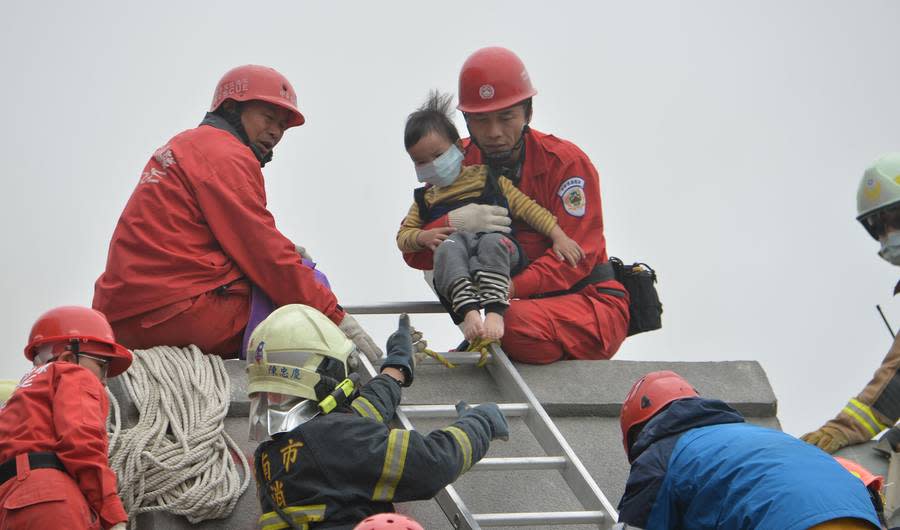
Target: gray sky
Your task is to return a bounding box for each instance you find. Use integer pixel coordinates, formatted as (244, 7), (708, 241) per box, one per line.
(2, 1), (899, 438)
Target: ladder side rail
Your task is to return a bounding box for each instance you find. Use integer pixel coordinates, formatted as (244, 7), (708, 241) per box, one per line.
(358, 354), (480, 530)
(485, 343), (620, 523)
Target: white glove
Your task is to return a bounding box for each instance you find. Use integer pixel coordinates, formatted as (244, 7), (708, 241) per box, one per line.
(110, 523), (128, 530)
(447, 204), (511, 234)
(339, 314), (383, 361)
(295, 244), (313, 261)
(411, 326), (428, 364)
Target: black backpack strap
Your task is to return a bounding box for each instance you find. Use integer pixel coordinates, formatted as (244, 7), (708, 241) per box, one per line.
(413, 186), (430, 222)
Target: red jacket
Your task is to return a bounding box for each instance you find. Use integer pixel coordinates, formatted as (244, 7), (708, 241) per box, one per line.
(93, 123), (344, 325)
(0, 363), (128, 528)
(403, 128), (612, 299)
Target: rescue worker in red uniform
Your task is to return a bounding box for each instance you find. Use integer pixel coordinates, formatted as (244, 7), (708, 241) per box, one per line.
(0, 306), (133, 530)
(93, 64), (381, 360)
(247, 305), (508, 529)
(402, 47), (629, 363)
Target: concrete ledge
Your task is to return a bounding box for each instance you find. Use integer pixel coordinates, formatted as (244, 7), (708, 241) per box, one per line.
(401, 359), (777, 419)
(111, 358), (780, 529)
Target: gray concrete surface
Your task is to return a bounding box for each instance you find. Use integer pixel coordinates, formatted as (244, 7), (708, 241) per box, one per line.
(110, 357), (779, 529)
(834, 440), (898, 526)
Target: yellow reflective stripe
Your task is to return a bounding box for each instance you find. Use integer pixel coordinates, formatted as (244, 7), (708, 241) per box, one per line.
(373, 429), (410, 501)
(351, 396), (383, 423)
(850, 398), (890, 431)
(443, 426), (473, 473)
(258, 504), (325, 530)
(843, 401), (881, 437)
(261, 521), (307, 530)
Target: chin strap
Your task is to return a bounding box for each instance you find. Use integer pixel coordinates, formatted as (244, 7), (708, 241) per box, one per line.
(203, 109), (274, 167)
(468, 125), (528, 183)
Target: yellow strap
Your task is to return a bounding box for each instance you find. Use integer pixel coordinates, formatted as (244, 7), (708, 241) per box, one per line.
(351, 396), (383, 423)
(373, 429), (411, 501)
(423, 348), (456, 369)
(443, 426), (473, 474)
(466, 338), (497, 368)
(258, 504), (326, 530)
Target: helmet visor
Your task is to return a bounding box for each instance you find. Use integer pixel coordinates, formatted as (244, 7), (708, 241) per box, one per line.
(863, 206), (900, 239)
(248, 392), (319, 442)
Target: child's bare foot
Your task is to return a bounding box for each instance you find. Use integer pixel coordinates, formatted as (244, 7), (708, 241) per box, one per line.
(463, 310), (484, 342)
(483, 312), (505, 340)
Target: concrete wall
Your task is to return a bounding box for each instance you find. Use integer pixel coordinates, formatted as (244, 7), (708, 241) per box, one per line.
(110, 358), (778, 529)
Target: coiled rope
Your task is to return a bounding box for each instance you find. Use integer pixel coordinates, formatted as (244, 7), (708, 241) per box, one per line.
(107, 345), (250, 526)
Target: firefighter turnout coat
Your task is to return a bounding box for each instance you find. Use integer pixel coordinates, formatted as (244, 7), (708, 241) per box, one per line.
(254, 375), (493, 530)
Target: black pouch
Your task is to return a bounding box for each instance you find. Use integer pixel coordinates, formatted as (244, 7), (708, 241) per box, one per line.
(609, 257), (663, 336)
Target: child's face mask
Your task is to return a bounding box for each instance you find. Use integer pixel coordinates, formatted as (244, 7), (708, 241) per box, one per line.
(416, 145), (463, 187)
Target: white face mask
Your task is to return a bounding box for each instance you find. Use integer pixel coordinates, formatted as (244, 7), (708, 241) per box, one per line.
(415, 145), (463, 187)
(879, 231), (900, 266)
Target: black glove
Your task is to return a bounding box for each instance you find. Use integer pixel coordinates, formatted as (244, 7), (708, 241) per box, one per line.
(456, 400), (509, 441)
(381, 314), (414, 387)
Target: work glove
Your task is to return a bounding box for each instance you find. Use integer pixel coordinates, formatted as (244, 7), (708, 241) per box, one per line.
(801, 425), (851, 454)
(448, 204), (512, 234)
(295, 244), (313, 261)
(110, 523), (128, 530)
(381, 314), (415, 386)
(410, 326), (429, 363)
(339, 314), (383, 362)
(456, 400), (509, 441)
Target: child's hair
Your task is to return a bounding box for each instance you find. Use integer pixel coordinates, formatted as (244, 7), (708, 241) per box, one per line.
(404, 90), (461, 149)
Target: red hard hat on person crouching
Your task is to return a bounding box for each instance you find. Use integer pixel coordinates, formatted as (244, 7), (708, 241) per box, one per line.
(834, 456), (884, 492)
(353, 513), (424, 530)
(25, 306), (133, 377)
(210, 64), (306, 128)
(457, 46), (537, 114)
(620, 371), (699, 460)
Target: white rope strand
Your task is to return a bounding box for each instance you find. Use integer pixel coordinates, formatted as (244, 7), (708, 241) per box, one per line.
(107, 345), (250, 525)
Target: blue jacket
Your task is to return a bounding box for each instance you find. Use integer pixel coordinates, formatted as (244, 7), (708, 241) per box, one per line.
(617, 397), (880, 529)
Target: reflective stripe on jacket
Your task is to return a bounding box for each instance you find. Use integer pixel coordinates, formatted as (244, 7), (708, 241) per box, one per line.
(254, 375), (493, 529)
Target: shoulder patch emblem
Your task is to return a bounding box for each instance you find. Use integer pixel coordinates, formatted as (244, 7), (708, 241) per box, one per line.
(557, 177), (586, 217)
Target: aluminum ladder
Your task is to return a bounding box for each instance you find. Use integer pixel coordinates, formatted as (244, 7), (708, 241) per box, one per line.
(346, 301), (619, 529)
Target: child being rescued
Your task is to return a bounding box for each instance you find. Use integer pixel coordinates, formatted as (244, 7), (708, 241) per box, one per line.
(396, 91), (584, 341)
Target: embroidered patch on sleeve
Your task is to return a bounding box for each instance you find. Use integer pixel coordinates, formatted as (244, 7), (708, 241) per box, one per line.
(557, 177), (586, 217)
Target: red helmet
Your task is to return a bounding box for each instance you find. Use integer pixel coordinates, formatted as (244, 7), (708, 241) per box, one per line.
(457, 47), (537, 113)
(353, 513), (423, 530)
(620, 371), (699, 460)
(834, 456), (884, 492)
(25, 306), (133, 377)
(210, 65), (305, 128)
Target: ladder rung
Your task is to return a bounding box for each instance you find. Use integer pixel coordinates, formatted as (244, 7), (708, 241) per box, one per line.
(399, 403), (528, 418)
(375, 351), (490, 365)
(472, 456), (566, 471)
(473, 510), (606, 526)
(345, 302), (445, 314)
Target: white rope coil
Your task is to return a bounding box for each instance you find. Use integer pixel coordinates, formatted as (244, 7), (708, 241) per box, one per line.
(107, 345), (250, 526)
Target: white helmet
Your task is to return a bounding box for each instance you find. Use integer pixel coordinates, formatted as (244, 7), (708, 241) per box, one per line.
(857, 153), (900, 239)
(247, 304), (355, 440)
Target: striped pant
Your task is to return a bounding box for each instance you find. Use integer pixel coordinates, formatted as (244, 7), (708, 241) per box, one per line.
(433, 232), (519, 316)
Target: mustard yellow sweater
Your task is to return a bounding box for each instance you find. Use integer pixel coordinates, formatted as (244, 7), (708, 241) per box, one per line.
(397, 165), (557, 252)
